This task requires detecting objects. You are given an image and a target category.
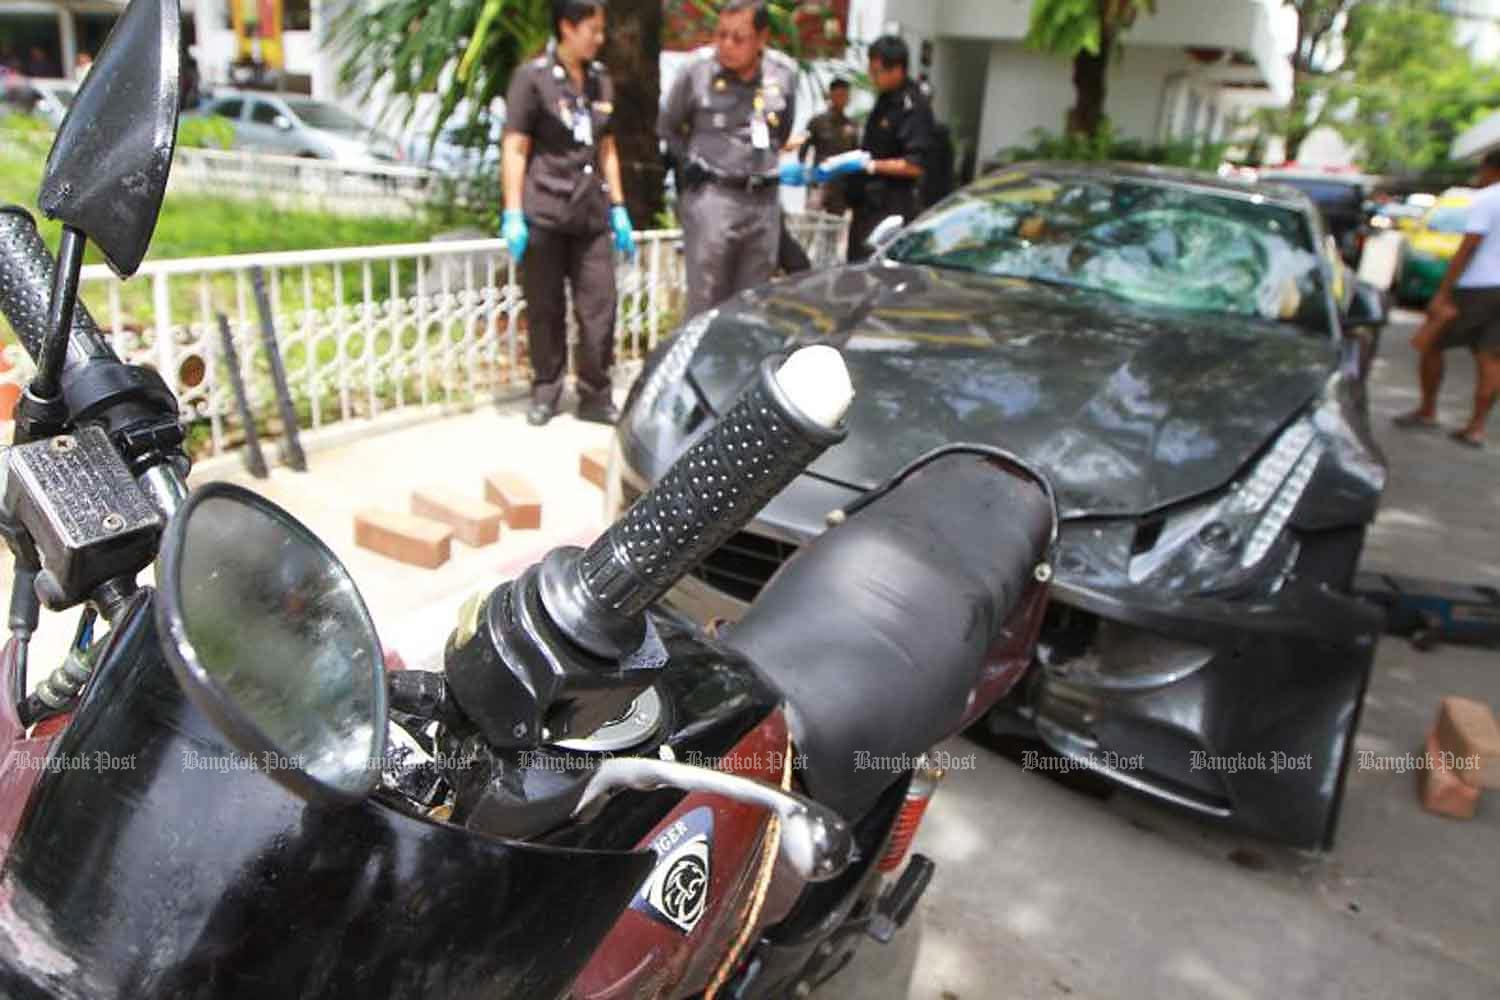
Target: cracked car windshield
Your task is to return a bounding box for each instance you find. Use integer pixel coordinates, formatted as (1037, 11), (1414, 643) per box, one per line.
(885, 174), (1331, 334)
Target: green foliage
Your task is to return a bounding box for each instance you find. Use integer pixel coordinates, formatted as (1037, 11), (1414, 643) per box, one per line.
(1335, 1), (1500, 174)
(177, 116), (237, 150)
(1252, 1), (1364, 163)
(329, 0), (551, 153)
(1024, 0), (1155, 58)
(1024, 0), (1156, 139)
(991, 125), (1230, 173)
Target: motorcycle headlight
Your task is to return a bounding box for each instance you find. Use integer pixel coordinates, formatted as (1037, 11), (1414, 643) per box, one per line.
(1127, 416), (1325, 595)
(626, 310), (716, 447)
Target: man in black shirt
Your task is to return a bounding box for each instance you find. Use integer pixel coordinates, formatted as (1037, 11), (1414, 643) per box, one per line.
(847, 36), (936, 262)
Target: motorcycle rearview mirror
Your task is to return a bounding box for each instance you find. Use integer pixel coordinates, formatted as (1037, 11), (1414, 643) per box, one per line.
(39, 0), (182, 279)
(155, 483), (388, 806)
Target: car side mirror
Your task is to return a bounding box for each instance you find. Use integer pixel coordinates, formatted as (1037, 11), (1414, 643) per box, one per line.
(273, 115), (292, 131)
(1346, 279), (1388, 329)
(867, 214), (905, 254)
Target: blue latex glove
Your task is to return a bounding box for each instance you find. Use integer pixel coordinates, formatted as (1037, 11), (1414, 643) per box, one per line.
(502, 210), (529, 263)
(610, 204), (637, 257)
(778, 161), (810, 187)
(813, 150), (873, 184)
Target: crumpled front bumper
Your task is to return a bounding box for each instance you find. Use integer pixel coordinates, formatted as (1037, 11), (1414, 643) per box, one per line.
(1023, 575), (1383, 849)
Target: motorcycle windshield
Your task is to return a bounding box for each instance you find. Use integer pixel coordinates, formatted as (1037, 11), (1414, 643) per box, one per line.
(0, 593), (654, 1000)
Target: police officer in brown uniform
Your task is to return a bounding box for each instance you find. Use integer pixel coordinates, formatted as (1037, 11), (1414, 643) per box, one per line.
(659, 0), (798, 318)
(502, 0), (636, 426)
(798, 79), (859, 216)
(847, 35), (936, 263)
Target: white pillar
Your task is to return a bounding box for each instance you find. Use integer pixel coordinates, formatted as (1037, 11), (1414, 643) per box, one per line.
(58, 6), (78, 79)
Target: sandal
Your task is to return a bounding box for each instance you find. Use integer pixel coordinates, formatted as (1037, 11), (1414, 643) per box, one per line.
(1449, 430), (1485, 450)
(1392, 411), (1440, 431)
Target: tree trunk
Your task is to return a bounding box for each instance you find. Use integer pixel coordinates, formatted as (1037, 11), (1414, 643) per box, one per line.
(1278, 85), (1314, 163)
(604, 0), (664, 227)
(1067, 45), (1109, 139)
(1067, 3), (1116, 141)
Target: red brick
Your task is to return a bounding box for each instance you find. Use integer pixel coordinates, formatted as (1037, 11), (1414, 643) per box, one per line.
(580, 448), (610, 490)
(484, 471), (542, 531)
(1433, 696), (1500, 789)
(355, 510), (452, 569)
(1420, 729), (1481, 820)
(411, 488), (504, 548)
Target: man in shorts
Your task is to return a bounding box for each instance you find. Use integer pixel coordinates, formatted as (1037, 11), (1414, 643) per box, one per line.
(1396, 150), (1500, 448)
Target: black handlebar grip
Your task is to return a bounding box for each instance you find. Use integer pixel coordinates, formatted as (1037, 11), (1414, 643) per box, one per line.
(540, 354), (848, 658)
(0, 205), (120, 373)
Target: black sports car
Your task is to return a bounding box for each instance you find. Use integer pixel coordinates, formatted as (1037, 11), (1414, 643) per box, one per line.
(610, 162), (1390, 848)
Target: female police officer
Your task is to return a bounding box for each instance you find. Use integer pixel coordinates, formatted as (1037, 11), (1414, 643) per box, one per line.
(502, 0), (635, 426)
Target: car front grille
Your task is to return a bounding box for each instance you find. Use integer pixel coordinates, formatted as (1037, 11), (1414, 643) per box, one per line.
(688, 531), (801, 603)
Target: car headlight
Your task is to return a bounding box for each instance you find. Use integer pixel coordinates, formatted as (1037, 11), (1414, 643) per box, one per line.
(1126, 416), (1325, 595)
(625, 310), (716, 453)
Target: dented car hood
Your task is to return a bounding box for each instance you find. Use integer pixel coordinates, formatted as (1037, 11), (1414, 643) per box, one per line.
(686, 263), (1338, 519)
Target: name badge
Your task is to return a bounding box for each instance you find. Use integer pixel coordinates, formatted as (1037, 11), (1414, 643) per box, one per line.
(751, 96), (770, 150)
(574, 109), (593, 146)
(752, 114), (772, 150)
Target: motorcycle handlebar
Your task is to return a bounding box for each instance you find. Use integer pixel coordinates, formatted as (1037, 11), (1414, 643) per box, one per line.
(543, 347), (853, 658)
(0, 206), (122, 375)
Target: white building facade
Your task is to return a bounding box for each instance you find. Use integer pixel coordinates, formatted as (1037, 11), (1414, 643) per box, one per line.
(849, 0), (1292, 168)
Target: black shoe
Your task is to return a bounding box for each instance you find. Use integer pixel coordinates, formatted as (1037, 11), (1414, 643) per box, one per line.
(527, 403), (555, 426)
(576, 400), (620, 426)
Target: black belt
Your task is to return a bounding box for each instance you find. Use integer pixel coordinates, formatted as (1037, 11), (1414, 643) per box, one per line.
(707, 173), (779, 193)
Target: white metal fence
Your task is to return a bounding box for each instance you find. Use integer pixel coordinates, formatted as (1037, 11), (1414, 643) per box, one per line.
(0, 214), (848, 459)
(168, 147), (441, 217)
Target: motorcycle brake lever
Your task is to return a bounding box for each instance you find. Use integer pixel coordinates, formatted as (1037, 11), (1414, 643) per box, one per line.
(571, 756), (854, 883)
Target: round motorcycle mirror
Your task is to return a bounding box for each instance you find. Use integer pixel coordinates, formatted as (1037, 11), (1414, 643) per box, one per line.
(155, 483), (387, 804)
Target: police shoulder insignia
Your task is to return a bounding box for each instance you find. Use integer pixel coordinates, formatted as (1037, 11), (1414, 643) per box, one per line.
(552, 65), (565, 81)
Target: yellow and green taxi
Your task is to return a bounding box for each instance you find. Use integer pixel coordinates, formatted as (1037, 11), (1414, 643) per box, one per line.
(1396, 190), (1473, 304)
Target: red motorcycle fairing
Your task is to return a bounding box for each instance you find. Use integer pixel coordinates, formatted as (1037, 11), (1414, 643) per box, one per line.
(0, 591), (655, 1000)
(573, 710), (793, 998)
(0, 640), (61, 863)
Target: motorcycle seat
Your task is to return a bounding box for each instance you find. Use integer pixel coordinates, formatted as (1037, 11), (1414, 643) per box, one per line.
(722, 450), (1054, 823)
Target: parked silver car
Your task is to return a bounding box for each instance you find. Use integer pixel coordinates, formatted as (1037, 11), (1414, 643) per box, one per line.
(404, 115), (504, 178)
(189, 90), (404, 166)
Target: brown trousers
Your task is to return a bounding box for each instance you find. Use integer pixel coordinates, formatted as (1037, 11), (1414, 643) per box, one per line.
(522, 225), (616, 408)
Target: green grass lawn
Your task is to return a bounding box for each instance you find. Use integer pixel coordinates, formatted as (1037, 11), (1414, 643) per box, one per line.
(0, 140), (459, 267)
(2, 131), (498, 346)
